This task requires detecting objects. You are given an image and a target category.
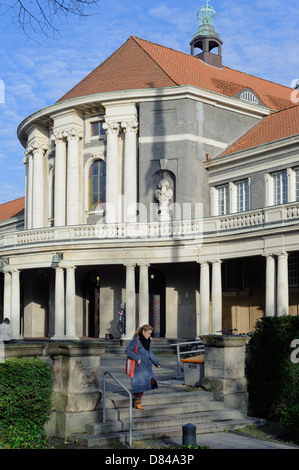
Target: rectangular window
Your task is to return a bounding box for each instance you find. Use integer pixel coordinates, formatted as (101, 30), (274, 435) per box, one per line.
(218, 185), (229, 215)
(90, 121), (105, 137)
(223, 260), (237, 291)
(288, 252), (299, 287)
(241, 259), (250, 290)
(273, 171), (287, 205)
(236, 180), (249, 212)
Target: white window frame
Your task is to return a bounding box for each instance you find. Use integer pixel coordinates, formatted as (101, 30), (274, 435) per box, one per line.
(85, 115), (106, 144)
(236, 180), (250, 212)
(273, 170), (288, 205)
(217, 184), (230, 215)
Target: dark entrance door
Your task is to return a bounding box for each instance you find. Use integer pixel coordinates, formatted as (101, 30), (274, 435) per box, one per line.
(149, 268), (165, 338)
(83, 272), (100, 338)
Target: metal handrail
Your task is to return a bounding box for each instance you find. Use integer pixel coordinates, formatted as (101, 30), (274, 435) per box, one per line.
(102, 371), (133, 446)
(170, 340), (204, 376)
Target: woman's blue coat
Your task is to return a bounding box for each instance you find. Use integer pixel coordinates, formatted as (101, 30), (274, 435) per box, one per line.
(125, 336), (160, 394)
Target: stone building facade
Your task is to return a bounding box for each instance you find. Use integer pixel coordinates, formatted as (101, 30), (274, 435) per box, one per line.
(0, 6), (298, 341)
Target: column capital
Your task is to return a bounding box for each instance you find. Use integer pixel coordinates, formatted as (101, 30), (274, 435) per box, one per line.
(211, 259), (222, 265)
(276, 252), (288, 259)
(66, 127), (83, 141)
(103, 121), (120, 134)
(54, 265), (65, 273)
(26, 140), (48, 155)
(138, 262), (150, 268)
(124, 262), (136, 269)
(52, 130), (68, 143)
(64, 265), (76, 271)
(198, 259), (209, 266)
(121, 120), (138, 133)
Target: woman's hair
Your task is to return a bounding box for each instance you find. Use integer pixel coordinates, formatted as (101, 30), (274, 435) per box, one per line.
(134, 324), (153, 337)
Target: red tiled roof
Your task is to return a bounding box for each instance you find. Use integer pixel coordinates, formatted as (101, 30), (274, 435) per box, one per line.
(0, 197), (25, 222)
(218, 104), (299, 157)
(57, 36), (292, 111)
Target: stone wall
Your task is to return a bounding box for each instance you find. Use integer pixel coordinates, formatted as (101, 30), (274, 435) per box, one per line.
(3, 341), (106, 438)
(201, 334), (249, 414)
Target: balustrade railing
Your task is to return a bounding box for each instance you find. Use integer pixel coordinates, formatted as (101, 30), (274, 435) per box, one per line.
(0, 202), (299, 248)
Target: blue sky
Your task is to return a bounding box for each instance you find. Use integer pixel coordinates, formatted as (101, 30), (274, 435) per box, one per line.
(0, 0), (298, 204)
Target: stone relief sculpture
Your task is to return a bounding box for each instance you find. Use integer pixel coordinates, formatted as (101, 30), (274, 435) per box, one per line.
(155, 179), (173, 221)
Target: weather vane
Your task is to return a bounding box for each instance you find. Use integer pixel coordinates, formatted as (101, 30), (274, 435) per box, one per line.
(197, 0), (216, 26)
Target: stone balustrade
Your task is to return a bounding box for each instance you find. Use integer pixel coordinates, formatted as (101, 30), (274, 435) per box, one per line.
(0, 201), (298, 249)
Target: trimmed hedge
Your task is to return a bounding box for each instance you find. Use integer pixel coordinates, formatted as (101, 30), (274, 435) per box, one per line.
(0, 357), (53, 448)
(247, 315), (299, 434)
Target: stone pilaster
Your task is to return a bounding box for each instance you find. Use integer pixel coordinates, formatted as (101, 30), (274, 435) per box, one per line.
(121, 120), (138, 222)
(53, 131), (67, 227)
(66, 128), (83, 226)
(103, 121), (120, 224)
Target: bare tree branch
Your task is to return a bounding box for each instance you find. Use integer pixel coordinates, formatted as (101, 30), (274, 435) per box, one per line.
(0, 0), (100, 39)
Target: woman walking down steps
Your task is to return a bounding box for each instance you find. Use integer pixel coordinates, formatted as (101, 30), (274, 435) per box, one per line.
(125, 325), (160, 410)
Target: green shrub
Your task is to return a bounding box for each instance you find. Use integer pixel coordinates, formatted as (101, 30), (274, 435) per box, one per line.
(247, 315), (299, 433)
(0, 357), (53, 448)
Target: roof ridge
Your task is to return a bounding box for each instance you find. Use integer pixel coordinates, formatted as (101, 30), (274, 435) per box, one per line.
(131, 35), (210, 90)
(130, 35), (179, 86)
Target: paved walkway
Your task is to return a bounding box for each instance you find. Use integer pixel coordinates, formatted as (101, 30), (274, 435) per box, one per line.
(99, 350), (298, 450)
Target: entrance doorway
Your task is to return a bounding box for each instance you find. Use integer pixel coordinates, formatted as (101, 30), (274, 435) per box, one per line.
(149, 268), (165, 337)
(83, 272), (100, 337)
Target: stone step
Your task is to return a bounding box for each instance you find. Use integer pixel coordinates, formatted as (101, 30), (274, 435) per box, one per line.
(86, 408), (245, 435)
(103, 390), (213, 409)
(101, 338), (196, 355)
(98, 398), (229, 421)
(71, 417), (265, 448)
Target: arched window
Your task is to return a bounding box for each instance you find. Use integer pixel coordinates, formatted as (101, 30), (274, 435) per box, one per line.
(88, 160), (106, 211)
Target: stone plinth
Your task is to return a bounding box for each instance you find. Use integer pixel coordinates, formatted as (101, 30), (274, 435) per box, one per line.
(4, 340), (106, 438)
(200, 334), (249, 413)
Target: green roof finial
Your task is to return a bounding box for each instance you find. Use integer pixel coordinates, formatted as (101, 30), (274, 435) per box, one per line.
(197, 0), (216, 26)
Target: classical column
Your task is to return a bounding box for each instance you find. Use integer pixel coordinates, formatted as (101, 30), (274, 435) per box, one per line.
(103, 122), (120, 224)
(265, 255), (275, 316)
(66, 129), (82, 226)
(65, 266), (78, 339)
(200, 261), (210, 335)
(277, 252), (289, 316)
(52, 266), (65, 339)
(124, 263), (136, 338)
(32, 142), (48, 228)
(27, 151), (33, 229)
(138, 263), (149, 326)
(53, 132), (67, 226)
(3, 269), (11, 320)
(211, 260), (222, 334)
(10, 269), (22, 340)
(121, 120), (138, 222)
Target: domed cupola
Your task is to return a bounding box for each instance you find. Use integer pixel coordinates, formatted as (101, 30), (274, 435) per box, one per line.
(190, 1), (223, 68)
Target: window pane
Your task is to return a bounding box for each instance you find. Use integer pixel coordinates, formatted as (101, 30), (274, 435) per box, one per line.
(273, 171), (287, 205)
(218, 185), (229, 215)
(90, 122), (100, 137)
(236, 181), (249, 212)
(88, 160), (106, 210)
(288, 252), (299, 287)
(223, 260), (237, 291)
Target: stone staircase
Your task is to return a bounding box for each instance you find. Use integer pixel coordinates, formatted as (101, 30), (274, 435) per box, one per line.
(70, 387), (265, 447)
(100, 338), (186, 355)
